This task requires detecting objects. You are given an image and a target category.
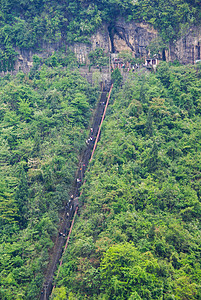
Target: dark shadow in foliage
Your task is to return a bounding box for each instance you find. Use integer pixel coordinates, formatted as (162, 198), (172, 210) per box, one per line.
(15, 167), (29, 228)
(156, 62), (171, 88)
(144, 142), (159, 173)
(145, 110), (153, 137)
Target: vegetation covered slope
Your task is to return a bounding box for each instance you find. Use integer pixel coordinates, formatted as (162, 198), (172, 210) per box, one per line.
(0, 0), (201, 70)
(0, 54), (98, 299)
(53, 63), (201, 299)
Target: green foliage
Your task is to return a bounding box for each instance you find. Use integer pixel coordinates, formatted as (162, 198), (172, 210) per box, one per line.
(55, 63), (201, 299)
(118, 51), (143, 65)
(52, 286), (67, 299)
(100, 243), (163, 299)
(0, 46), (17, 73)
(15, 167), (29, 227)
(147, 37), (167, 57)
(88, 48), (108, 67)
(111, 68), (123, 88)
(0, 60), (98, 297)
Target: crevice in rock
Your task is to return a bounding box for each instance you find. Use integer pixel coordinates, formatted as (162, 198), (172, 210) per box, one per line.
(108, 23), (115, 53)
(115, 26), (135, 52)
(162, 48), (166, 61)
(198, 42), (200, 60)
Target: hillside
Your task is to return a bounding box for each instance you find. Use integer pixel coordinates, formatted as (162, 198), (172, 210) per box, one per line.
(0, 1), (201, 299)
(0, 55), (99, 299)
(53, 63), (201, 299)
(0, 0), (201, 71)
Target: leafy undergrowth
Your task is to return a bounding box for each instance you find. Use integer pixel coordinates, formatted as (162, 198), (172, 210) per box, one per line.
(0, 61), (98, 299)
(54, 63), (201, 299)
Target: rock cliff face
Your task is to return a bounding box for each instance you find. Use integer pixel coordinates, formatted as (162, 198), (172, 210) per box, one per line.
(112, 18), (158, 57)
(168, 26), (201, 64)
(12, 20), (157, 73)
(68, 20), (158, 63)
(69, 24), (111, 64)
(11, 20), (201, 74)
(13, 42), (63, 74)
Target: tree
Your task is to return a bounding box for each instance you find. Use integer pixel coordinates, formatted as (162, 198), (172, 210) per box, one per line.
(52, 286), (67, 299)
(111, 68), (123, 88)
(100, 243), (163, 299)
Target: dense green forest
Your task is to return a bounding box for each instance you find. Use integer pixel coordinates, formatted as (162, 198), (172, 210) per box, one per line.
(52, 62), (201, 299)
(0, 0), (201, 70)
(0, 1), (201, 298)
(0, 54), (98, 299)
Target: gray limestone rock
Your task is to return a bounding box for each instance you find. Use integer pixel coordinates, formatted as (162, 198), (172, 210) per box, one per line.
(2, 21), (201, 76)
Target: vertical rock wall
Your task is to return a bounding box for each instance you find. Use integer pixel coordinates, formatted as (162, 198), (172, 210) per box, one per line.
(69, 24), (111, 64)
(112, 18), (158, 58)
(167, 26), (201, 64)
(3, 21), (201, 76)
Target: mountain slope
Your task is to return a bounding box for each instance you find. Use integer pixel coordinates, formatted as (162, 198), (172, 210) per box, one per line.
(54, 63), (201, 299)
(0, 57), (98, 299)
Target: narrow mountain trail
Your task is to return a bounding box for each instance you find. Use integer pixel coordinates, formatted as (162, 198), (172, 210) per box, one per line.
(40, 84), (113, 300)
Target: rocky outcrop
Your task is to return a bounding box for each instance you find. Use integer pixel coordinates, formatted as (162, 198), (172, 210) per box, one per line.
(112, 18), (158, 57)
(69, 24), (111, 64)
(13, 20), (157, 73)
(13, 42), (63, 74)
(70, 20), (158, 63)
(9, 20), (201, 75)
(167, 26), (201, 64)
(11, 25), (110, 73)
(13, 49), (33, 74)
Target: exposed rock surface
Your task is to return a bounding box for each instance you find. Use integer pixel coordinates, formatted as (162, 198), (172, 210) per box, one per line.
(112, 18), (158, 57)
(8, 20), (201, 75)
(69, 24), (111, 64)
(168, 26), (201, 64)
(13, 42), (63, 74)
